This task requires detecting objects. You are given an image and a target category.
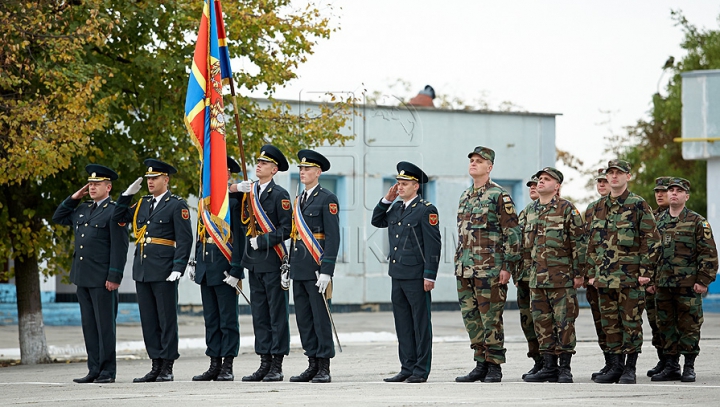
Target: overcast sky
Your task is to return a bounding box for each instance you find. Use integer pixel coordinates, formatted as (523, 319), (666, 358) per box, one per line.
(255, 0), (720, 199)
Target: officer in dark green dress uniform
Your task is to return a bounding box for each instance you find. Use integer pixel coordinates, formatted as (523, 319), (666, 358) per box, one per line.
(190, 157), (246, 381)
(231, 145), (293, 382)
(52, 165), (129, 384)
(371, 161), (441, 383)
(289, 150), (340, 384)
(113, 159), (193, 383)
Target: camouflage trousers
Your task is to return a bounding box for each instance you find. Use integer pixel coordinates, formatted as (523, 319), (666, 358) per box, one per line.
(457, 276), (507, 364)
(597, 287), (645, 354)
(585, 285), (606, 351)
(645, 290), (662, 350)
(530, 287), (578, 355)
(516, 280), (540, 359)
(655, 287), (704, 356)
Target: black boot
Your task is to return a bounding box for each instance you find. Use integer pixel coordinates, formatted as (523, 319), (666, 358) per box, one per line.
(192, 357), (222, 381)
(311, 358), (331, 383)
(156, 359), (175, 382)
(591, 352), (612, 380)
(522, 355), (544, 380)
(262, 355), (284, 382)
(646, 348), (666, 377)
(216, 356), (235, 381)
(524, 354), (558, 383)
(73, 372), (99, 383)
(455, 361), (488, 382)
(483, 362), (502, 383)
(681, 354), (697, 382)
(242, 354), (272, 382)
(594, 354), (624, 383)
(651, 355), (681, 381)
(133, 358), (163, 383)
(557, 353), (573, 383)
(290, 357), (318, 382)
(618, 352), (638, 384)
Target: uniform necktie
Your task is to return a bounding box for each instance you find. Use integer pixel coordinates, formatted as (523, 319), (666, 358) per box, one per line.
(300, 192), (308, 209)
(400, 203), (406, 214)
(149, 199), (156, 216)
(90, 202), (97, 215)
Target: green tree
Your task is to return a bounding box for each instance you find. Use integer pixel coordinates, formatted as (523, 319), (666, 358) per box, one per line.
(616, 10), (716, 216)
(1, 0), (353, 364)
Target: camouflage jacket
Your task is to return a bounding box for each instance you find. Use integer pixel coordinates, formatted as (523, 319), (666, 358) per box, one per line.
(582, 198), (602, 278)
(454, 180), (521, 279)
(515, 201), (534, 282)
(586, 189), (661, 288)
(653, 205), (668, 219)
(522, 196), (586, 288)
(656, 207), (718, 287)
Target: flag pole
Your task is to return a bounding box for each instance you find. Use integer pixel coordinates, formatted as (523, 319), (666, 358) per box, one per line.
(228, 79), (258, 237)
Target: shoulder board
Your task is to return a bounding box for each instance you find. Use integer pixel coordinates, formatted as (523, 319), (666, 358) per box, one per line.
(142, 194), (152, 198)
(172, 194), (184, 200)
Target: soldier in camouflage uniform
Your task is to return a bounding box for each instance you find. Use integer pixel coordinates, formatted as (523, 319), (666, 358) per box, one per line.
(584, 168), (611, 380)
(586, 159), (661, 384)
(650, 178), (718, 382)
(646, 176), (671, 377)
(515, 176), (542, 379)
(454, 146), (521, 384)
(522, 168), (585, 383)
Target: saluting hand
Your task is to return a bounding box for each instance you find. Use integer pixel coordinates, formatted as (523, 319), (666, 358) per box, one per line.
(71, 183), (90, 200)
(384, 183), (399, 201)
(123, 177), (144, 196)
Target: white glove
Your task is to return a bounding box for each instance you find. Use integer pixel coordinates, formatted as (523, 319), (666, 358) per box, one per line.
(281, 269), (290, 290)
(237, 180), (252, 193)
(316, 273), (331, 294)
(186, 261), (196, 282)
(249, 237), (259, 250)
(123, 177), (144, 196)
(223, 274), (239, 288)
(166, 271), (181, 282)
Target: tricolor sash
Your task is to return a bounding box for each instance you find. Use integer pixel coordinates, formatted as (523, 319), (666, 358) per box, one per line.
(200, 199), (233, 261)
(248, 182), (288, 260)
(292, 195), (323, 265)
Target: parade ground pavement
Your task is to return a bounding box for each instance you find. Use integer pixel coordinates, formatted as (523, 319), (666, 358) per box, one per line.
(1, 309), (719, 406)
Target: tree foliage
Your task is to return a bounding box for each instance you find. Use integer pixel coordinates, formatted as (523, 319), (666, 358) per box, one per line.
(615, 10), (718, 216)
(0, 0), (353, 363)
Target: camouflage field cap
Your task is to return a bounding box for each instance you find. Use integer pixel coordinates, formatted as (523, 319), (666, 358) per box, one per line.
(526, 175), (539, 187)
(594, 168), (607, 181)
(653, 176), (671, 191)
(667, 177), (691, 192)
(607, 159), (631, 173)
(534, 166), (564, 184)
(468, 146), (495, 163)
